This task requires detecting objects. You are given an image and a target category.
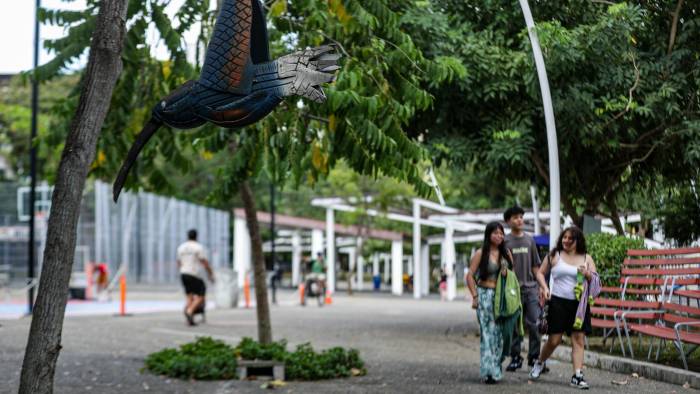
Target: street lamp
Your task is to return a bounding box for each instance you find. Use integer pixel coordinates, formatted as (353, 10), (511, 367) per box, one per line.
(518, 0), (561, 247)
(27, 0), (41, 315)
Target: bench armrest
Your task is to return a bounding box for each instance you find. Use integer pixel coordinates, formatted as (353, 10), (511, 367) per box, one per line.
(674, 321), (700, 330)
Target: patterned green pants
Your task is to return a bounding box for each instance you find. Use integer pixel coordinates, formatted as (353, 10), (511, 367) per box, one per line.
(477, 287), (503, 381)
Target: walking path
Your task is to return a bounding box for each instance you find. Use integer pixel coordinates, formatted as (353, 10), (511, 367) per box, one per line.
(0, 290), (691, 393)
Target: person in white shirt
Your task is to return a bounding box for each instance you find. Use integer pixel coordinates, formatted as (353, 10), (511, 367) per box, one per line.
(177, 229), (214, 326)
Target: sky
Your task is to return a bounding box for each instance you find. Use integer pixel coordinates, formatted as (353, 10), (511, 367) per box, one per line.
(0, 0), (204, 75)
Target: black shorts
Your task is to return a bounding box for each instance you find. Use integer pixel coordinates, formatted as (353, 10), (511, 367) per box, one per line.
(547, 295), (592, 336)
(181, 274), (206, 296)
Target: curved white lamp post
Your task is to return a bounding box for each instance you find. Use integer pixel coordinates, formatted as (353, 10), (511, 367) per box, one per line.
(518, 0), (561, 246)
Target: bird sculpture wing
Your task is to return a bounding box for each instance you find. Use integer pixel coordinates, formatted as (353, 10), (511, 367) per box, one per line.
(199, 0), (270, 95)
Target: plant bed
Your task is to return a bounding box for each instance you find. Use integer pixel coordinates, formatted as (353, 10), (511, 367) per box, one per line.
(144, 336), (367, 381)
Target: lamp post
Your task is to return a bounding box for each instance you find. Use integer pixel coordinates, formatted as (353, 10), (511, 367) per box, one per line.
(27, 0), (41, 315)
(518, 0), (561, 247)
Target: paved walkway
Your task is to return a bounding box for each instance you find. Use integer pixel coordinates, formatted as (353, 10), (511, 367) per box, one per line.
(0, 290), (691, 393)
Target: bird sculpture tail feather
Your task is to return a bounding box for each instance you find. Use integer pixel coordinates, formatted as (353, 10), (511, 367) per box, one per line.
(113, 119), (162, 202)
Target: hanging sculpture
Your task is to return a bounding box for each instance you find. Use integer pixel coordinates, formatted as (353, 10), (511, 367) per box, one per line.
(112, 0), (341, 202)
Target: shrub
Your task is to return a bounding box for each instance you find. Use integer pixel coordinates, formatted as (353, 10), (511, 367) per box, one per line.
(144, 336), (366, 381)
(144, 337), (237, 380)
(587, 233), (645, 287)
(234, 337), (288, 361)
(284, 343), (366, 380)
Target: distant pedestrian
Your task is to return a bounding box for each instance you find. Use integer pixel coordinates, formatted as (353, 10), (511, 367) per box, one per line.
(439, 269), (447, 301)
(270, 261), (282, 304)
(503, 206), (542, 371)
(177, 229), (215, 326)
(466, 221), (513, 384)
(530, 227), (600, 390)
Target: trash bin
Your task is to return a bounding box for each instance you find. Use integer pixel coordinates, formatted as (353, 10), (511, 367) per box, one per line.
(68, 271), (88, 300)
(215, 268), (239, 308)
(373, 275), (381, 291)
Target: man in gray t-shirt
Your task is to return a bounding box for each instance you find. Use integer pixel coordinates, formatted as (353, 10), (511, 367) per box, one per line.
(504, 206), (543, 371)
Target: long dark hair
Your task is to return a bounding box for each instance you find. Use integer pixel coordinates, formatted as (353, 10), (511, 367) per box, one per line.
(478, 221), (512, 281)
(549, 226), (587, 260)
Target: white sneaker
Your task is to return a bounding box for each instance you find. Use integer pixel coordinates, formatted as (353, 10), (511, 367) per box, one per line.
(570, 373), (590, 389)
(529, 360), (545, 379)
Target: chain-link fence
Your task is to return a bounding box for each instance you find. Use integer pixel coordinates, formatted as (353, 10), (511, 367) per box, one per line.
(0, 180), (230, 285)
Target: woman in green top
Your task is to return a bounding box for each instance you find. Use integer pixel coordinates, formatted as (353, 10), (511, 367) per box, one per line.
(466, 221), (513, 384)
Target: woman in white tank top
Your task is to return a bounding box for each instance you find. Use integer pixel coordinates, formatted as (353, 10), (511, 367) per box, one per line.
(529, 227), (598, 390)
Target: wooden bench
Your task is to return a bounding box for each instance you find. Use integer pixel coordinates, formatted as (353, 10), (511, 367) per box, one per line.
(620, 302), (700, 370)
(590, 247), (700, 356)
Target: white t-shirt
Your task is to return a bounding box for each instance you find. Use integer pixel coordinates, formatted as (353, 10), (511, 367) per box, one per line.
(177, 240), (207, 278)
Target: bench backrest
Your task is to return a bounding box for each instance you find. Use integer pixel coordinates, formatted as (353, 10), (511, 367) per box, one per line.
(619, 248), (700, 300)
(661, 302), (700, 333)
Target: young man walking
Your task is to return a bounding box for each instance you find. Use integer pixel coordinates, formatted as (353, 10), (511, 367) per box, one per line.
(503, 206), (543, 371)
(177, 229), (215, 326)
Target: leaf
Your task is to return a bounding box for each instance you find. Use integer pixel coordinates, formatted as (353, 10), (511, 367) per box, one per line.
(270, 0), (287, 17)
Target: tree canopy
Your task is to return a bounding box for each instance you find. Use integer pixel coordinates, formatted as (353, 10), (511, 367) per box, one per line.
(406, 1), (700, 234)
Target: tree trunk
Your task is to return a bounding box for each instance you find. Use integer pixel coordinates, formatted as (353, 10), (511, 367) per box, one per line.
(605, 200), (625, 235)
(561, 198), (581, 230)
(239, 180), (273, 344)
(19, 1), (128, 393)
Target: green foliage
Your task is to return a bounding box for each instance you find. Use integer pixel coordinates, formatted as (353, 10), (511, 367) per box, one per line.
(655, 182), (700, 246)
(0, 75), (76, 180)
(144, 337), (238, 380)
(144, 337), (366, 381)
(233, 337), (365, 380)
(36, 0), (461, 205)
(408, 1), (700, 226)
(587, 233), (645, 286)
(284, 343), (365, 381)
(234, 337), (288, 361)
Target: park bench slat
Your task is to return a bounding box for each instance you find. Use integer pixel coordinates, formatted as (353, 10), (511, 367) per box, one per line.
(621, 267), (700, 276)
(674, 290), (700, 299)
(663, 302), (700, 316)
(590, 307), (617, 317)
(627, 248), (700, 257)
(620, 277), (697, 286)
(594, 298), (661, 309)
(629, 323), (700, 345)
(624, 257), (700, 266)
(591, 317), (618, 329)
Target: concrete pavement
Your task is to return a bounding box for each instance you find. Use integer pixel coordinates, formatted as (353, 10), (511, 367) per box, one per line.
(0, 289), (692, 393)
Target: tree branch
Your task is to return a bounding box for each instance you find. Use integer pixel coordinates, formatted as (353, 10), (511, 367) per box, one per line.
(668, 0), (685, 55)
(601, 54), (640, 130)
(530, 152), (550, 185)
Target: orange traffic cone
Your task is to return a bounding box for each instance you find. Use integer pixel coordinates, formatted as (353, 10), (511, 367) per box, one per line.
(243, 277), (251, 308)
(299, 283), (305, 306)
(324, 290), (332, 305)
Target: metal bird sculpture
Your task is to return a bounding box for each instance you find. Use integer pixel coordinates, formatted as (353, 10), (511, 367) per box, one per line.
(112, 0), (341, 202)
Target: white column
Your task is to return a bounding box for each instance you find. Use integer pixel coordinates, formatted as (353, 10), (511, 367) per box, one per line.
(383, 254), (390, 284)
(372, 253), (380, 276)
(311, 229), (324, 258)
(291, 230), (301, 286)
(326, 208), (336, 293)
(391, 240), (403, 295)
(412, 199), (421, 299)
(233, 217), (251, 289)
(530, 184), (541, 235)
(421, 243), (429, 296)
(356, 238), (364, 291)
(444, 222), (456, 301)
